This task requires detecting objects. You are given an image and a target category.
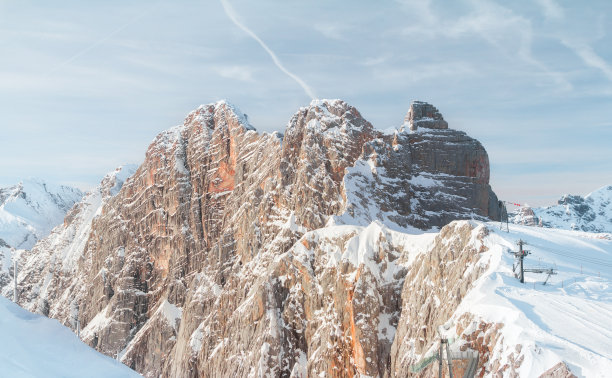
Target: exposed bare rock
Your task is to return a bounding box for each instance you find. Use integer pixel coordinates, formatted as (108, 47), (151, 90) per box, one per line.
(335, 103), (500, 230)
(512, 206), (540, 226)
(539, 362), (577, 378)
(404, 101), (448, 131)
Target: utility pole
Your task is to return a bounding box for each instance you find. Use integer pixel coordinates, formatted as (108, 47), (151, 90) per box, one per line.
(513, 240), (530, 283)
(76, 304), (80, 339)
(519, 240), (525, 283)
(498, 201), (509, 233)
(518, 240), (527, 283)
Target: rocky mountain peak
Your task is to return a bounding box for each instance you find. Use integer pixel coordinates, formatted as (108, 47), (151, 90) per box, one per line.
(9, 99), (503, 377)
(282, 99), (376, 189)
(403, 100), (449, 131)
(288, 98), (373, 134)
(184, 100), (255, 133)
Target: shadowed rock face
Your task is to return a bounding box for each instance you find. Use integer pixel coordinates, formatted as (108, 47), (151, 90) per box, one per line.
(13, 99), (501, 377)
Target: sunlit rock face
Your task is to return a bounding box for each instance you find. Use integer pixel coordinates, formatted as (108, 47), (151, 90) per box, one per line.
(12, 99), (501, 377)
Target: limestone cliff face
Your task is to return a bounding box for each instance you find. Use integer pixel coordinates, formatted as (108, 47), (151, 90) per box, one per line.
(13, 99), (501, 377)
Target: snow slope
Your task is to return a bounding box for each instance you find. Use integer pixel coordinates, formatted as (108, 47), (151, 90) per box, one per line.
(0, 296), (140, 377)
(448, 222), (612, 376)
(511, 185), (612, 234)
(0, 179), (83, 249)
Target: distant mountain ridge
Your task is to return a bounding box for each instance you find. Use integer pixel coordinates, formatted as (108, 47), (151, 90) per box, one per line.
(511, 185), (612, 233)
(0, 179), (83, 249)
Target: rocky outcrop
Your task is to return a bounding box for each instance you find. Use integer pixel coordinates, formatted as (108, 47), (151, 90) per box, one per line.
(512, 206), (540, 227)
(335, 102), (500, 230)
(11, 99), (501, 377)
(539, 362), (576, 378)
(404, 101), (449, 131)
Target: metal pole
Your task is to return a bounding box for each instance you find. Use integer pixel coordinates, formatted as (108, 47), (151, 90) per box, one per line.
(76, 304), (80, 339)
(439, 342), (443, 378)
(505, 203), (509, 233)
(13, 259), (17, 303)
(518, 240), (525, 284)
(445, 340), (454, 378)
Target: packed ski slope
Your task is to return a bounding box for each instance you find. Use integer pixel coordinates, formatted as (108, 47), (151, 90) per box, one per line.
(455, 221), (612, 376)
(0, 296), (140, 377)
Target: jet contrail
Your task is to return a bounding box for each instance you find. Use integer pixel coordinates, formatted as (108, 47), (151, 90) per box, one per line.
(46, 2), (162, 76)
(220, 0), (316, 100)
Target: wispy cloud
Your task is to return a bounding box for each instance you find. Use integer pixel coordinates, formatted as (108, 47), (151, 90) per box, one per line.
(398, 0), (572, 92)
(563, 40), (612, 82)
(220, 0), (316, 99)
(214, 65), (255, 82)
(373, 61), (477, 83)
(44, 2), (162, 76)
(361, 55), (392, 67)
(535, 0), (564, 21)
(314, 23), (349, 41)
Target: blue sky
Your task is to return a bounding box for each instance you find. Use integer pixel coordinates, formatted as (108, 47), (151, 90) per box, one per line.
(0, 0), (611, 206)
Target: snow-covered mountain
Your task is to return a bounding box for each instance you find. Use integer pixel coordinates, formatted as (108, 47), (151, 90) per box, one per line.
(7, 100), (611, 377)
(0, 295), (139, 377)
(0, 179), (83, 249)
(511, 185), (612, 234)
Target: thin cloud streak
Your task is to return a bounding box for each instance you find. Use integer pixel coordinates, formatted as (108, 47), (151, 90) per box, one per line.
(45, 2), (162, 76)
(220, 0), (316, 100)
(563, 40), (612, 82)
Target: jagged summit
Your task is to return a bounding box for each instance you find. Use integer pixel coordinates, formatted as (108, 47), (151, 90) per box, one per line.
(288, 98), (372, 134)
(184, 100), (255, 133)
(402, 100), (448, 131)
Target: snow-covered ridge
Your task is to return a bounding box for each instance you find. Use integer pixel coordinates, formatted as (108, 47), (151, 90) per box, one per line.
(0, 296), (139, 377)
(0, 178), (83, 249)
(457, 222), (612, 376)
(511, 185), (612, 233)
